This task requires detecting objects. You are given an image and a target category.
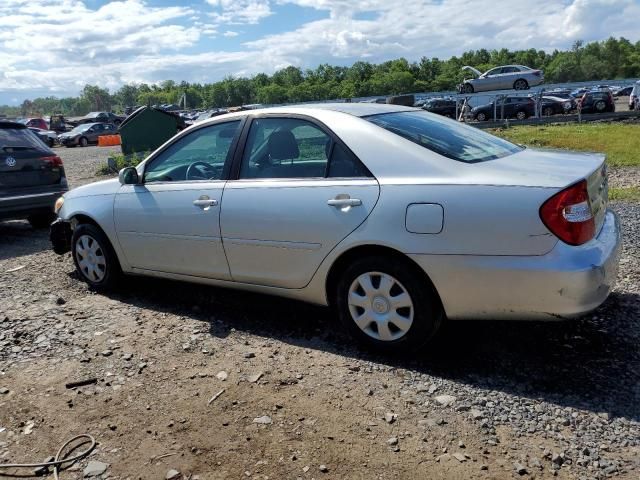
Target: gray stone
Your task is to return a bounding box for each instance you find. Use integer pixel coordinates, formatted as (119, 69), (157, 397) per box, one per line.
(319, 465), (328, 473)
(253, 415), (272, 425)
(434, 395), (457, 406)
(387, 437), (398, 446)
(514, 463), (527, 475)
(453, 453), (467, 462)
(470, 409), (484, 420)
(84, 460), (109, 477)
(166, 469), (181, 480)
(384, 412), (397, 424)
(0, 387), (9, 394)
(101, 350), (113, 357)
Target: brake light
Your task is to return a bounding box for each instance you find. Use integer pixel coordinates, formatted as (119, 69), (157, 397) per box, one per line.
(41, 155), (63, 167)
(540, 180), (595, 246)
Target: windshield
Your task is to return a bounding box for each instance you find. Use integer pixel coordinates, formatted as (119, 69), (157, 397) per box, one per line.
(70, 124), (92, 133)
(366, 110), (522, 163)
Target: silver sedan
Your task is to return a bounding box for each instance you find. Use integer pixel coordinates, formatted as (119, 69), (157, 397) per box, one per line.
(50, 104), (621, 353)
(460, 65), (544, 93)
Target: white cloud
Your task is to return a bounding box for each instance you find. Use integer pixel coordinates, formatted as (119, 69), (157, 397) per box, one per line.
(1, 0), (639, 104)
(206, 0), (272, 25)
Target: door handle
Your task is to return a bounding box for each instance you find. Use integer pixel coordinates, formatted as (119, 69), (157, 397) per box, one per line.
(327, 197), (362, 208)
(193, 198), (218, 208)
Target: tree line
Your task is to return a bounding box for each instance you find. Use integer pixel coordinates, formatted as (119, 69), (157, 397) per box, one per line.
(3, 37), (640, 117)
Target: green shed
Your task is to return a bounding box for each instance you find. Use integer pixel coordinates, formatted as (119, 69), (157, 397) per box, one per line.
(118, 107), (185, 155)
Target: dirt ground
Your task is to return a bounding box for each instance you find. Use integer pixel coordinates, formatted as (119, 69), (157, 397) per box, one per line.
(1, 146), (639, 480)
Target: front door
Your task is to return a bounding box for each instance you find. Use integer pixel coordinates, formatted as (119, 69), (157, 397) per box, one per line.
(220, 116), (380, 288)
(114, 120), (242, 279)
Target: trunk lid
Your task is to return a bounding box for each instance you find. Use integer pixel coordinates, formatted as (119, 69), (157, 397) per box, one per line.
(0, 124), (62, 192)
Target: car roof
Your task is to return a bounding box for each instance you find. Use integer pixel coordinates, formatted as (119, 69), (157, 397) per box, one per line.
(213, 103), (416, 120)
(0, 121), (27, 129)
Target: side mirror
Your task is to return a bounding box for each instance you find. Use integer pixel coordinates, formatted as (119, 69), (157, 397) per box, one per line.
(119, 166), (139, 185)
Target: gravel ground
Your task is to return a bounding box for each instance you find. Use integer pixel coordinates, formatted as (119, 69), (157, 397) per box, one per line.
(52, 144), (121, 187)
(0, 147), (638, 479)
(608, 167), (640, 189)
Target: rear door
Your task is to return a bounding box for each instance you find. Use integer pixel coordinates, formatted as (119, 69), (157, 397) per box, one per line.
(220, 115), (380, 288)
(0, 125), (62, 195)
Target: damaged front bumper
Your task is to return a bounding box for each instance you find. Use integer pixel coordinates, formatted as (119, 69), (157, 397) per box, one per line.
(50, 218), (72, 254)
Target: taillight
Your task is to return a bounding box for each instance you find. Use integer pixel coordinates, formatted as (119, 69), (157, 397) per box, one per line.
(41, 155), (63, 167)
(540, 180), (595, 246)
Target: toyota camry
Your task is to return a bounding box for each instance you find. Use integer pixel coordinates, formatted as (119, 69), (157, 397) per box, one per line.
(50, 104), (621, 352)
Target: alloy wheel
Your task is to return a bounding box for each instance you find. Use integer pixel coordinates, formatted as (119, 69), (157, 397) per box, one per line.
(75, 234), (106, 282)
(347, 272), (414, 342)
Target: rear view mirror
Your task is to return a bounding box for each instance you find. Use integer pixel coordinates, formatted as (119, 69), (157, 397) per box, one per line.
(119, 166), (139, 185)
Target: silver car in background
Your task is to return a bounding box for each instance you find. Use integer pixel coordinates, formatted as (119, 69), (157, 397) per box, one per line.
(460, 65), (544, 93)
(50, 104), (620, 353)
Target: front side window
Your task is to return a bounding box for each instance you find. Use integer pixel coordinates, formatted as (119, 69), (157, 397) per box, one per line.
(366, 110), (522, 163)
(144, 120), (240, 183)
(239, 117), (369, 179)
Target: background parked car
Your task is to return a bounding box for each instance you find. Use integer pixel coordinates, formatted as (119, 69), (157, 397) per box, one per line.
(67, 111), (124, 126)
(471, 96), (536, 121)
(29, 127), (58, 147)
(0, 121), (67, 227)
(20, 117), (48, 130)
(629, 81), (640, 110)
(421, 98), (459, 117)
(58, 122), (117, 147)
(459, 65), (543, 93)
(577, 90), (615, 113)
(613, 85), (633, 97)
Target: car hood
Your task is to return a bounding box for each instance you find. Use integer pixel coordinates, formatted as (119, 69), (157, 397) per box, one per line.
(65, 178), (120, 199)
(461, 65), (482, 77)
(470, 148), (605, 188)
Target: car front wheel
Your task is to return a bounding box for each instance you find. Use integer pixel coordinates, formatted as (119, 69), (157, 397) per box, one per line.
(71, 223), (120, 289)
(516, 110), (528, 120)
(79, 136), (88, 147)
(513, 79), (529, 90)
(335, 257), (443, 353)
(461, 83), (474, 94)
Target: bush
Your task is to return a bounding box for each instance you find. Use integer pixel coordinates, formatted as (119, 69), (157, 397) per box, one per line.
(97, 151), (148, 175)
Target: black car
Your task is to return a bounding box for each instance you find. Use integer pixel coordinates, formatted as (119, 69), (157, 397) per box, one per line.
(613, 85), (633, 97)
(578, 90), (615, 114)
(0, 122), (67, 227)
(422, 98), (459, 118)
(471, 96), (535, 121)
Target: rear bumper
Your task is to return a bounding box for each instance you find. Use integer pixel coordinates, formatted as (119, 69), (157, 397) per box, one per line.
(410, 210), (621, 320)
(0, 189), (66, 220)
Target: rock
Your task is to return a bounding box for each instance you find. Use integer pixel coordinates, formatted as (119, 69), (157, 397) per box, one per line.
(166, 469), (181, 480)
(244, 352), (255, 359)
(453, 453), (467, 462)
(551, 453), (563, 465)
(122, 353), (133, 361)
(434, 395), (456, 406)
(56, 297), (66, 305)
(33, 456), (55, 476)
(216, 371), (228, 381)
(0, 387), (9, 394)
(84, 461), (109, 477)
(470, 409), (484, 420)
(387, 437), (398, 446)
(101, 350), (113, 357)
(514, 463), (528, 475)
(384, 412), (397, 424)
(319, 464), (328, 473)
(253, 415), (272, 425)
(436, 454), (451, 462)
(458, 440), (465, 448)
(480, 464), (488, 470)
(248, 372), (263, 383)
(302, 466), (310, 473)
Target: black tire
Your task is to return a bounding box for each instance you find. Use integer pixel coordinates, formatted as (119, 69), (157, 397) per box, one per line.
(79, 136), (88, 147)
(476, 112), (487, 122)
(461, 83), (474, 94)
(48, 138), (55, 148)
(334, 256), (444, 353)
(71, 223), (121, 290)
(542, 106), (554, 116)
(28, 212), (56, 229)
(516, 110), (528, 120)
(513, 79), (529, 90)
(595, 100), (606, 112)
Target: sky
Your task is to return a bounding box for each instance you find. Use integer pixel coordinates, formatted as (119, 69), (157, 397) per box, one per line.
(1, 0), (639, 105)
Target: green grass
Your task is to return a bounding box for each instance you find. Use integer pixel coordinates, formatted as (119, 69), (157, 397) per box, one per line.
(609, 186), (640, 202)
(490, 123), (640, 167)
(97, 152), (147, 175)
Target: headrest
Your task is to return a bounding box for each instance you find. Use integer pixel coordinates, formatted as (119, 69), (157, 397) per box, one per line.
(268, 131), (299, 160)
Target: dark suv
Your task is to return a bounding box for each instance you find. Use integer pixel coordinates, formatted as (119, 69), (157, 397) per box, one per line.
(471, 96), (535, 121)
(578, 90), (615, 114)
(0, 122), (68, 227)
(422, 98), (460, 118)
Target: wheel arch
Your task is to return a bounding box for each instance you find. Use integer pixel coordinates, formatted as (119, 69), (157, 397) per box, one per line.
(325, 244), (443, 311)
(69, 213), (125, 270)
(513, 78), (529, 89)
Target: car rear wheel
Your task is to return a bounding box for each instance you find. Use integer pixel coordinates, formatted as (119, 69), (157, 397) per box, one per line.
(516, 110), (528, 120)
(79, 136), (88, 147)
(335, 257), (443, 353)
(542, 106), (554, 116)
(461, 83), (474, 94)
(476, 112), (487, 122)
(513, 79), (529, 90)
(71, 223), (120, 290)
(28, 212), (56, 229)
(595, 100), (606, 112)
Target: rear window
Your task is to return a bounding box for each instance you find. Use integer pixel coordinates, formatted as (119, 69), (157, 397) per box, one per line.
(0, 127), (49, 151)
(366, 110), (522, 163)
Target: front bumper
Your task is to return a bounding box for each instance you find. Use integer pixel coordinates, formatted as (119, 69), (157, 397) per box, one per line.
(59, 136), (79, 146)
(410, 210), (622, 320)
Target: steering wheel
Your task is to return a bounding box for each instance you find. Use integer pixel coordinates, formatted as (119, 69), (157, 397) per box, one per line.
(186, 161), (215, 180)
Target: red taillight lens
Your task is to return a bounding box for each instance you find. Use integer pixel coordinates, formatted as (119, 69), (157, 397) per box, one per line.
(540, 180), (595, 246)
(41, 155), (63, 167)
